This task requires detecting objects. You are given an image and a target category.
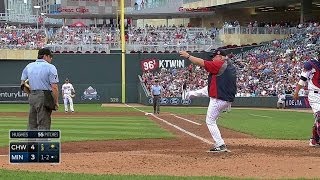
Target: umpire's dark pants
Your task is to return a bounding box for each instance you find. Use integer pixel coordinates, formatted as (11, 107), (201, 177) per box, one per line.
(153, 95), (160, 113)
(28, 91), (52, 130)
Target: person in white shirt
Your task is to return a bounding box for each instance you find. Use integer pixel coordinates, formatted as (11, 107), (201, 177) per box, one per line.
(277, 92), (286, 109)
(62, 78), (75, 113)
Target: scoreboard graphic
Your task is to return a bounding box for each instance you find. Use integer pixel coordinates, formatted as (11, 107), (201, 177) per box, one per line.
(9, 130), (61, 164)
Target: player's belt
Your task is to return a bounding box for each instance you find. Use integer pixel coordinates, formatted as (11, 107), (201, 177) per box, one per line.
(31, 90), (51, 93)
(313, 90), (319, 93)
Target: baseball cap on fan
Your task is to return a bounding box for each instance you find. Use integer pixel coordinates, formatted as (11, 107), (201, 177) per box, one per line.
(210, 49), (228, 57)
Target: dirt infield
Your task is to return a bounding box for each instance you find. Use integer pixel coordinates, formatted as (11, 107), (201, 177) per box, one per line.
(0, 110), (319, 179)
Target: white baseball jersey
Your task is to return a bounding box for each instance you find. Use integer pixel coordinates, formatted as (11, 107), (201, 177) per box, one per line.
(301, 60), (320, 113)
(62, 83), (74, 95)
(277, 94), (286, 103)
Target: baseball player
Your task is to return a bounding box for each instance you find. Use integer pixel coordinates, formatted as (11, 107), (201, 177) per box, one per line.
(151, 79), (162, 114)
(277, 92), (286, 109)
(181, 81), (188, 100)
(62, 78), (75, 113)
(180, 50), (237, 152)
(293, 52), (320, 147)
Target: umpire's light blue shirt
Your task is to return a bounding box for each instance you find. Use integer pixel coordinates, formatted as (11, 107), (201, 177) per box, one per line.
(151, 85), (162, 96)
(21, 59), (59, 91)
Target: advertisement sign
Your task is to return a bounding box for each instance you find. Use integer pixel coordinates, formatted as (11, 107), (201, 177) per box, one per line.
(178, 7), (214, 12)
(0, 86), (28, 102)
(148, 97), (191, 106)
(81, 86), (100, 100)
(140, 58), (186, 72)
(285, 96), (310, 108)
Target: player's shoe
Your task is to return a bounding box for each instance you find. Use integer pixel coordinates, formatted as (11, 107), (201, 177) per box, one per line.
(309, 138), (320, 147)
(207, 144), (230, 153)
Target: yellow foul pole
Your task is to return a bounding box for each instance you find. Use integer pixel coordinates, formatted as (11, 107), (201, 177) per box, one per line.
(120, 0), (126, 103)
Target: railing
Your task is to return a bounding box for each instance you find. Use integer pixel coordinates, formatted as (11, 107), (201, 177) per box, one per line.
(138, 75), (151, 97)
(45, 44), (110, 53)
(219, 26), (302, 35)
(0, 13), (62, 25)
(44, 41), (219, 53)
(126, 0), (183, 13)
(126, 43), (213, 52)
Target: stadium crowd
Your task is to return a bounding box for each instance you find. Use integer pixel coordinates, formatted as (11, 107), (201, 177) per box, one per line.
(46, 25), (213, 52)
(1, 21), (319, 97)
(0, 24), (46, 49)
(142, 24), (320, 97)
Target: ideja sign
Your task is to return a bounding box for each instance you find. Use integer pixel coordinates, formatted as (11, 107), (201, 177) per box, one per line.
(58, 7), (89, 13)
(178, 7), (214, 12)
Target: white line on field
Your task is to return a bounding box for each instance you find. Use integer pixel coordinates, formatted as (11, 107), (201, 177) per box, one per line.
(0, 155), (8, 157)
(170, 114), (202, 126)
(125, 104), (146, 113)
(249, 114), (272, 119)
(125, 104), (212, 145)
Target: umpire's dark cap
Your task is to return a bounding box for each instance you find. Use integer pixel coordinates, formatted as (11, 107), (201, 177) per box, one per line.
(210, 49), (228, 57)
(38, 48), (53, 57)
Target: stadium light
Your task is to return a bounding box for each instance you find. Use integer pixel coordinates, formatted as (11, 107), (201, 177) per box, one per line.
(34, 6), (41, 30)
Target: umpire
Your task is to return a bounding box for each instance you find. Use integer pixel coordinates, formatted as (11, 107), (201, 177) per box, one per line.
(20, 48), (59, 130)
(151, 79), (162, 114)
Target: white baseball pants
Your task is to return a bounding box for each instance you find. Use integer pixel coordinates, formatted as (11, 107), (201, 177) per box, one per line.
(308, 91), (320, 114)
(206, 97), (231, 147)
(63, 94), (74, 112)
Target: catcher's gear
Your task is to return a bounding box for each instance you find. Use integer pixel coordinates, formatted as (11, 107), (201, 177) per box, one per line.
(21, 79), (31, 94)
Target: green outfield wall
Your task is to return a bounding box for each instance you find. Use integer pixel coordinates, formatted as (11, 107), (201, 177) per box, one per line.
(0, 53), (207, 103)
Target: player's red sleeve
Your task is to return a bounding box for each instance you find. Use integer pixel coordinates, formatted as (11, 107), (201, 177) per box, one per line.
(204, 60), (224, 75)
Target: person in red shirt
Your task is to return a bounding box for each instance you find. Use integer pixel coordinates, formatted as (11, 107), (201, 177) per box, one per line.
(180, 50), (237, 152)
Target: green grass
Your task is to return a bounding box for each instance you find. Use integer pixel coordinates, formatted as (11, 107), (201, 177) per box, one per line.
(0, 104), (316, 179)
(0, 169), (239, 180)
(0, 104), (315, 141)
(218, 109), (313, 140)
(0, 104), (138, 112)
(0, 116), (173, 147)
(0, 104), (313, 141)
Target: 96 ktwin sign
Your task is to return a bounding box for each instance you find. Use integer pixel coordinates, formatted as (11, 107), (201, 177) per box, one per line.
(140, 58), (186, 72)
